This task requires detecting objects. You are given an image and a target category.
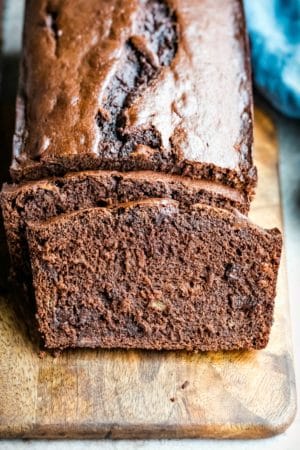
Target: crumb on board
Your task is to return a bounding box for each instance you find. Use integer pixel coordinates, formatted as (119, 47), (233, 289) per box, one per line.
(38, 350), (46, 359)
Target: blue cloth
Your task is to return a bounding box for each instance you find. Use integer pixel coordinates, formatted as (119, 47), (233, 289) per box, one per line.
(244, 0), (300, 119)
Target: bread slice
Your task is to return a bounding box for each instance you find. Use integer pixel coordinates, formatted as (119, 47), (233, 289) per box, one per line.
(26, 199), (282, 351)
(1, 170), (248, 281)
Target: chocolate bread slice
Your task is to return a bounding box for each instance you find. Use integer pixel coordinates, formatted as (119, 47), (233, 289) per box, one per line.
(26, 200), (282, 351)
(1, 170), (248, 280)
(11, 0), (256, 200)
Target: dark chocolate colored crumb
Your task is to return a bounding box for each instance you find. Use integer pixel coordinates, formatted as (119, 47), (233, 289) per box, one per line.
(26, 200), (282, 351)
(1, 170), (248, 284)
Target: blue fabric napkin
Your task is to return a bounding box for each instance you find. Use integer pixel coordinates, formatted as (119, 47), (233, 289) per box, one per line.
(244, 0), (300, 119)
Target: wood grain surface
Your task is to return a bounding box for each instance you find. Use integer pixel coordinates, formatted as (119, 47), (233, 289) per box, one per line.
(0, 107), (296, 439)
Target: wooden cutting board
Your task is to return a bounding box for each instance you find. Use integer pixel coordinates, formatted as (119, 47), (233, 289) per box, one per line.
(0, 107), (296, 439)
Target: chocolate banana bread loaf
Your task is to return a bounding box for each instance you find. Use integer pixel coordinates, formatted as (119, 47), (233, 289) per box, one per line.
(0, 0), (282, 352)
(26, 200), (282, 350)
(11, 0), (256, 199)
